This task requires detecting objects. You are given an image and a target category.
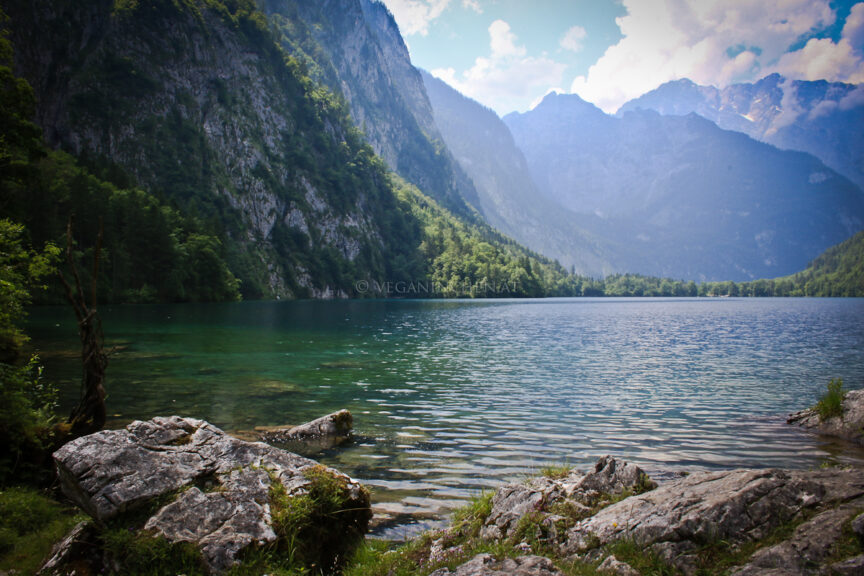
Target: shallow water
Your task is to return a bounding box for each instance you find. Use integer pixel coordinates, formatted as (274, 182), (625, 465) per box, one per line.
(28, 298), (864, 537)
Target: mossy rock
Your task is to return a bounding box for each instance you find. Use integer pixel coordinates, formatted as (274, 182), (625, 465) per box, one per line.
(52, 416), (371, 574)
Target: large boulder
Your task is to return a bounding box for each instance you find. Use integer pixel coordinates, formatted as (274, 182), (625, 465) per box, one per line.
(788, 388), (864, 444)
(728, 500), (864, 575)
(481, 456), (655, 541)
(52, 416), (371, 573)
(563, 467), (864, 574)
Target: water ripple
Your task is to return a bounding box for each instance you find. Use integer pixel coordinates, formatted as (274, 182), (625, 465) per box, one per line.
(27, 298), (864, 538)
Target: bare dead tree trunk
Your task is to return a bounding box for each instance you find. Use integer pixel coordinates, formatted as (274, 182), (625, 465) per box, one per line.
(58, 217), (107, 436)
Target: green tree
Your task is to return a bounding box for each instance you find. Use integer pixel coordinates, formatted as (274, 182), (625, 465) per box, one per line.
(0, 219), (60, 485)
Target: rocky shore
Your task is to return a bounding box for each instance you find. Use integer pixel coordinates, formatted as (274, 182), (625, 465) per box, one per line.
(38, 390), (864, 575)
(40, 416), (370, 575)
(788, 388), (864, 445)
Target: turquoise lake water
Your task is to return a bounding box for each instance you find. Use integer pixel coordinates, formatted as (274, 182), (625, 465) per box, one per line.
(27, 298), (864, 537)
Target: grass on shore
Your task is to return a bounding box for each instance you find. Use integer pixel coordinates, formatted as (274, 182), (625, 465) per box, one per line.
(816, 378), (846, 421)
(0, 486), (84, 575)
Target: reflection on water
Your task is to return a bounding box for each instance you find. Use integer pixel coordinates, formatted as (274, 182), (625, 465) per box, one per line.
(28, 298), (864, 537)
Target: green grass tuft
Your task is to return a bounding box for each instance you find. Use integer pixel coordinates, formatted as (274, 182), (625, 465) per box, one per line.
(540, 464), (572, 480)
(101, 528), (207, 575)
(0, 487), (85, 575)
(451, 490), (493, 538)
(606, 539), (680, 575)
(816, 378), (846, 421)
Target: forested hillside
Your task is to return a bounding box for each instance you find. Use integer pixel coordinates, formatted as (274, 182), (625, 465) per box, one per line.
(775, 230), (864, 297)
(0, 0), (572, 301)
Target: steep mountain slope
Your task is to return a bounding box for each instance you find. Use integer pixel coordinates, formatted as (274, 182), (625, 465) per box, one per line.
(420, 70), (618, 274)
(260, 0), (480, 217)
(505, 92), (864, 281)
(620, 75), (864, 192)
(3, 0), (424, 298)
(2, 0), (577, 300)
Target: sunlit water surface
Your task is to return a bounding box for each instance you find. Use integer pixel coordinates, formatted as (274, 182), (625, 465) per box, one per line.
(28, 298), (864, 537)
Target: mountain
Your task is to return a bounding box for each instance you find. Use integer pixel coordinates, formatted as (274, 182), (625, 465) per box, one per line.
(620, 74), (864, 192)
(260, 0), (481, 217)
(419, 70), (619, 274)
(505, 92), (864, 281)
(2, 0), (431, 299)
(0, 0), (576, 301)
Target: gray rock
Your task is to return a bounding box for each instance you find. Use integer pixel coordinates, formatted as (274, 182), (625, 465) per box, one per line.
(852, 511), (864, 539)
(38, 521), (100, 576)
(729, 499), (864, 575)
(430, 554), (562, 576)
(259, 409), (353, 449)
(788, 389), (864, 444)
(481, 456), (654, 540)
(563, 467), (864, 574)
(831, 554), (864, 575)
(480, 476), (561, 540)
(53, 416), (370, 573)
(572, 456), (656, 505)
(597, 555), (640, 576)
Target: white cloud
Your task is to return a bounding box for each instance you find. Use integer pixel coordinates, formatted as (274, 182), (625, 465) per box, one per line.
(431, 20), (567, 115)
(462, 0), (482, 14)
(772, 2), (864, 83)
(489, 20), (525, 58)
(560, 26), (587, 53)
(382, 0), (451, 37)
(568, 0), (863, 113)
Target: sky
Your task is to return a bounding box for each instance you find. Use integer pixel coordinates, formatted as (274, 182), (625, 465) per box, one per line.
(380, 0), (864, 116)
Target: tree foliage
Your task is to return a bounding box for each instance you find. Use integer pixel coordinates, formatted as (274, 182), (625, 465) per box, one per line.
(0, 8), (240, 304)
(0, 220), (60, 485)
(388, 178), (574, 298)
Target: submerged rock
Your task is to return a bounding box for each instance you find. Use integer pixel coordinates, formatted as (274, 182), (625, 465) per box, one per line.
(258, 409), (353, 452)
(788, 388), (864, 444)
(52, 416), (370, 573)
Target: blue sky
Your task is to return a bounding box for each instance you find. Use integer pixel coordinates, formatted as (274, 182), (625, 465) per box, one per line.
(380, 0), (864, 115)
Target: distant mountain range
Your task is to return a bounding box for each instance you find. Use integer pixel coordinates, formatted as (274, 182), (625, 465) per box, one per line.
(620, 75), (864, 192)
(423, 67), (864, 281)
(503, 91), (863, 281)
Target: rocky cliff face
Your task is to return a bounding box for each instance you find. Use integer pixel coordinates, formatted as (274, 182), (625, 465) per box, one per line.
(2, 0), (419, 298)
(262, 0), (481, 217)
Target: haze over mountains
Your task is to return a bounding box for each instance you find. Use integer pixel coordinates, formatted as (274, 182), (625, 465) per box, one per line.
(620, 75), (864, 192)
(3, 0), (863, 290)
(503, 91), (864, 280)
(425, 62), (864, 281)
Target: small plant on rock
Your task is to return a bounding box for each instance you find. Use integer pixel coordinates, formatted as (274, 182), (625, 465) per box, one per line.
(816, 378), (846, 421)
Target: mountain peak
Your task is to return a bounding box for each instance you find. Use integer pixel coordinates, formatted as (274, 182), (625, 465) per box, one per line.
(529, 91), (607, 119)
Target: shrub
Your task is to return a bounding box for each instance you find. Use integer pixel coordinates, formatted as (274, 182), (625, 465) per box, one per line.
(816, 378), (846, 421)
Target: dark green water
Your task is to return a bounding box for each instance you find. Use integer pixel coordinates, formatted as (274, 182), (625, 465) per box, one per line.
(27, 298), (864, 537)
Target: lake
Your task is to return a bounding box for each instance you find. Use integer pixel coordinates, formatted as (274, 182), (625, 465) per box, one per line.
(27, 297), (864, 538)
